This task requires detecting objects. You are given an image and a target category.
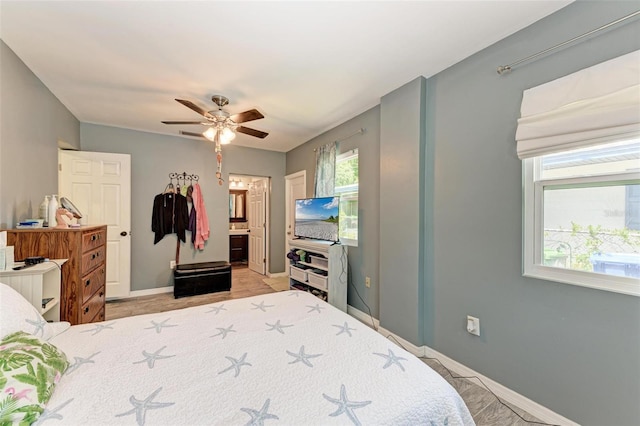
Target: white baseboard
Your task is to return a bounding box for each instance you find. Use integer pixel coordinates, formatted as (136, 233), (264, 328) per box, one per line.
(267, 272), (288, 278)
(347, 304), (380, 329)
(347, 305), (578, 426)
(125, 286), (173, 298)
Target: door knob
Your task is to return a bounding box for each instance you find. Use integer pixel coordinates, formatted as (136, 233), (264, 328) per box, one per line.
(120, 231), (128, 236)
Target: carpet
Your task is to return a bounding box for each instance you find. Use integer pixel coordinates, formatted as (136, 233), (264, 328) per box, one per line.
(262, 276), (290, 292)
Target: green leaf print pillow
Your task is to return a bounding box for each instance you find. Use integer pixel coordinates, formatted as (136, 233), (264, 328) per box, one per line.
(0, 331), (69, 425)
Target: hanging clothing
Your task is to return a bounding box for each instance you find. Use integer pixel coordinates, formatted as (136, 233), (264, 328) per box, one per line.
(151, 192), (189, 244)
(192, 183), (210, 250)
(188, 202), (197, 245)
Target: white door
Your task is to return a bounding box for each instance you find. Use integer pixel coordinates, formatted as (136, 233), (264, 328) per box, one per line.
(248, 179), (266, 274)
(59, 150), (131, 299)
(285, 171), (306, 252)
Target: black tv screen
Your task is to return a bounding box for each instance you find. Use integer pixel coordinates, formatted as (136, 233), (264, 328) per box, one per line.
(294, 196), (340, 242)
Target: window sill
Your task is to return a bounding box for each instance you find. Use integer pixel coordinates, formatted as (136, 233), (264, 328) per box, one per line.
(524, 264), (639, 297)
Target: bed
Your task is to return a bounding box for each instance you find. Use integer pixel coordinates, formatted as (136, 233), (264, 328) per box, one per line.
(1, 284), (474, 425)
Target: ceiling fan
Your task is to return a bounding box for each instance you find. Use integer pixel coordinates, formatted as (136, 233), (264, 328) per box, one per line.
(162, 95), (268, 144)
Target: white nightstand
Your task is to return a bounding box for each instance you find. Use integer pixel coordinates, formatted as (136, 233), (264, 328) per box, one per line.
(0, 259), (67, 321)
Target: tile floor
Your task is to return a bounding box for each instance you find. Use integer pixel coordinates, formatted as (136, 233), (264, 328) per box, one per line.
(107, 265), (546, 425)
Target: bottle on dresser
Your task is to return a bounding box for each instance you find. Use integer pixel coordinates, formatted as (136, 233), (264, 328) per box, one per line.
(47, 195), (58, 228)
(39, 196), (50, 227)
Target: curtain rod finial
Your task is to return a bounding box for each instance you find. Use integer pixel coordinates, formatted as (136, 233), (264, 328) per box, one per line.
(497, 65), (511, 75)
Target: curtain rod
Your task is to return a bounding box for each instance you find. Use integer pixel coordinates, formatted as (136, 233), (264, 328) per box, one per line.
(313, 128), (365, 151)
(497, 10), (640, 75)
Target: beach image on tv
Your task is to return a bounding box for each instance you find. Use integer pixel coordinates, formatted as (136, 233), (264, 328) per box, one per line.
(295, 196), (339, 242)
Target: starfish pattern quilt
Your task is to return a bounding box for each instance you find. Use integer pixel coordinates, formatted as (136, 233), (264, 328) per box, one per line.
(41, 291), (474, 425)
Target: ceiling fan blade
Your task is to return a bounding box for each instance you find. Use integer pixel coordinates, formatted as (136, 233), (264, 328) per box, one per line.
(230, 109), (264, 123)
(162, 120), (207, 125)
(180, 130), (206, 139)
(237, 126), (269, 139)
(175, 99), (214, 119)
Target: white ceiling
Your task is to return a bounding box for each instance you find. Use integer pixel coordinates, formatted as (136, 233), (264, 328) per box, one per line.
(0, 1), (572, 152)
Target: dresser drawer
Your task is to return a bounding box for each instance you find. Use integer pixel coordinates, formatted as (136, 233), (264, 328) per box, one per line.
(82, 229), (106, 252)
(81, 246), (106, 274)
(81, 289), (105, 324)
(81, 265), (106, 304)
(91, 307), (105, 323)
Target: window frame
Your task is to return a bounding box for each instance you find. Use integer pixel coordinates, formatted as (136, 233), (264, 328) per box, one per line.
(523, 156), (640, 297)
(335, 149), (359, 247)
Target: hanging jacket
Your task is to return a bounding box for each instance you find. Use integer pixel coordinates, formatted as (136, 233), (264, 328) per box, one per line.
(151, 192), (189, 244)
(192, 183), (210, 250)
(188, 202), (197, 245)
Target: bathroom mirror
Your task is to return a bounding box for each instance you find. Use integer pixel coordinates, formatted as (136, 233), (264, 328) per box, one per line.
(229, 189), (247, 222)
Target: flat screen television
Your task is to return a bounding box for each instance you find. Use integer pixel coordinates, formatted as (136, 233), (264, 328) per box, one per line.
(294, 196), (340, 242)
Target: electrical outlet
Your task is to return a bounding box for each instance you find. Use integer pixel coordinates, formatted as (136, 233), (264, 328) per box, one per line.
(170, 260), (176, 269)
(467, 315), (480, 336)
(365, 277), (371, 288)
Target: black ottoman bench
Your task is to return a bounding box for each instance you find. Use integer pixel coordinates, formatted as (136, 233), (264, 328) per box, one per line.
(173, 261), (232, 298)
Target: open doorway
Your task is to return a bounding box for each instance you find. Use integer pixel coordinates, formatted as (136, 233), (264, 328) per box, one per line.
(228, 174), (270, 275)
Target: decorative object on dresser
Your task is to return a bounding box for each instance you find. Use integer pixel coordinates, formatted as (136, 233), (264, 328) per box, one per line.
(5, 225), (107, 325)
(287, 238), (347, 311)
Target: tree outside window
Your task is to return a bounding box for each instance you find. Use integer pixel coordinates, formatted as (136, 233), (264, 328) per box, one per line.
(335, 150), (358, 246)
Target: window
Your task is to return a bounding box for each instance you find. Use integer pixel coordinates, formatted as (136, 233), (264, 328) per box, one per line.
(335, 149), (358, 246)
(524, 139), (640, 296)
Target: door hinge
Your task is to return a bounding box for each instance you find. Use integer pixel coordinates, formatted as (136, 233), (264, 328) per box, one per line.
(58, 163), (62, 172)
(263, 258), (266, 263)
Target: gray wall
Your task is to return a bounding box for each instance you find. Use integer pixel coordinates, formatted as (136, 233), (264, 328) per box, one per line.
(425, 2), (639, 424)
(286, 106), (380, 318)
(379, 77), (427, 345)
(0, 41), (80, 228)
(81, 123), (286, 291)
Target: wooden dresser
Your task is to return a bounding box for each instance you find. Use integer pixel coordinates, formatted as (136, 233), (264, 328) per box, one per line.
(5, 225), (107, 325)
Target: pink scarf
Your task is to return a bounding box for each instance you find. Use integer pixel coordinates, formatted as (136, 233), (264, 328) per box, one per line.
(192, 183), (209, 250)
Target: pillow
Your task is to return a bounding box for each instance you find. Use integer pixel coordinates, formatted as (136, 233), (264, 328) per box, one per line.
(0, 283), (70, 341)
(0, 331), (69, 424)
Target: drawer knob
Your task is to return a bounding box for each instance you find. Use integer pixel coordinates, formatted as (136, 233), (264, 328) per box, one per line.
(99, 292), (104, 297)
(84, 307), (90, 314)
(85, 279), (91, 287)
(91, 235), (97, 241)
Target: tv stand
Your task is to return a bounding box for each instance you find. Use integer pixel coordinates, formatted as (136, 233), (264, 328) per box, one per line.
(287, 239), (347, 312)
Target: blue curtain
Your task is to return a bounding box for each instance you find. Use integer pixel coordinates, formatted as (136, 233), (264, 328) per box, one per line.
(314, 142), (336, 197)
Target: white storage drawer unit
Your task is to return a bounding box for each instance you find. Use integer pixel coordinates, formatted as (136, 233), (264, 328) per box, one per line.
(289, 265), (308, 283)
(287, 239), (347, 312)
(308, 255), (329, 269)
(307, 270), (328, 291)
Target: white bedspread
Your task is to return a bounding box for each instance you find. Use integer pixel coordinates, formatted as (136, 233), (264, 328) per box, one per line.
(43, 291), (474, 425)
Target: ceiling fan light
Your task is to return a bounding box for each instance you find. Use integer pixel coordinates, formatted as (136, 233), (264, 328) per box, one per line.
(203, 127), (217, 141)
(220, 127), (236, 145)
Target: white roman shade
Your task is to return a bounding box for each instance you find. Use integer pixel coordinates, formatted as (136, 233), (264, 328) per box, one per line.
(516, 50), (640, 159)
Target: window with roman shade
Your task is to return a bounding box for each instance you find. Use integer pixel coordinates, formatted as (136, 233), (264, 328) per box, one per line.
(520, 50), (640, 296)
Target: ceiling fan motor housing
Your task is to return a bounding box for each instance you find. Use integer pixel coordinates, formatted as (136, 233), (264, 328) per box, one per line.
(211, 95), (229, 108)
